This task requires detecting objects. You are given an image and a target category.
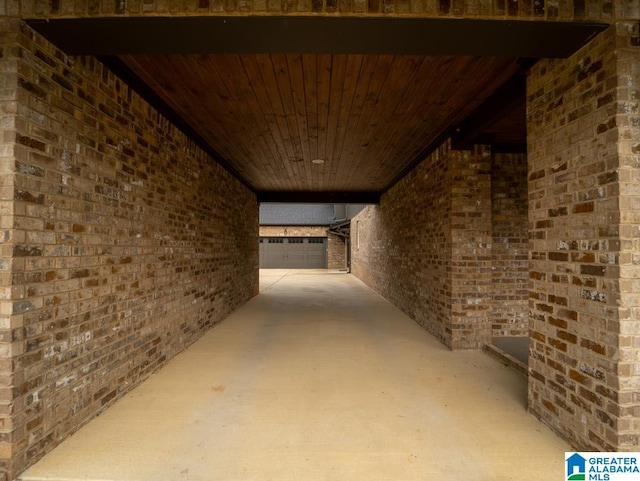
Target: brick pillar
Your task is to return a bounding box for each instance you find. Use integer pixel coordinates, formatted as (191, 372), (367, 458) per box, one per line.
(527, 22), (640, 451)
(449, 145), (493, 349)
(0, 18), (20, 481)
(327, 232), (346, 269)
(491, 153), (529, 337)
(615, 23), (640, 451)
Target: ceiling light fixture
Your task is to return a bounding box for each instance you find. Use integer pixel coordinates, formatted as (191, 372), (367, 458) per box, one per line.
(312, 159), (325, 164)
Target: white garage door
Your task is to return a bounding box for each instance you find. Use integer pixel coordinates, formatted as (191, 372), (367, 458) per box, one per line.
(259, 237), (327, 269)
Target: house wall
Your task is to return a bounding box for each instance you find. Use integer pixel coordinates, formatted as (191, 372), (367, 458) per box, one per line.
(0, 2), (637, 477)
(351, 147), (451, 345)
(259, 226), (326, 237)
(0, 21), (258, 479)
(351, 144), (529, 347)
(258, 226), (346, 269)
(352, 21), (640, 452)
(327, 234), (347, 270)
(527, 22), (640, 451)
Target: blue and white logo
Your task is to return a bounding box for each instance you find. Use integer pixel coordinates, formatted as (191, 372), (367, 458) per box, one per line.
(567, 453), (587, 480)
(566, 452), (640, 481)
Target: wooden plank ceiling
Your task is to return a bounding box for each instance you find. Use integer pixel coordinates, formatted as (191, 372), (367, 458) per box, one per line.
(26, 17), (608, 202)
(119, 53), (523, 197)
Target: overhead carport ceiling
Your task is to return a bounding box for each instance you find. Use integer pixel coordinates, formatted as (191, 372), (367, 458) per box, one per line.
(27, 17), (606, 203)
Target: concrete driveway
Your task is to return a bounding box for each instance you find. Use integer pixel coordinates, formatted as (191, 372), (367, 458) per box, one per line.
(21, 270), (568, 481)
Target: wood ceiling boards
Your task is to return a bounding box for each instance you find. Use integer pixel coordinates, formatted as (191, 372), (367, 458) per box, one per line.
(119, 53), (522, 195)
(27, 17), (608, 202)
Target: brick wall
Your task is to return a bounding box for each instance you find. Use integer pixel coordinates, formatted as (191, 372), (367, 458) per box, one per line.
(492, 153), (529, 337)
(617, 22), (640, 451)
(258, 225), (346, 269)
(0, 0), (620, 21)
(327, 233), (347, 270)
(1, 21), (258, 479)
(0, 18), (19, 481)
(351, 143), (529, 348)
(449, 145), (493, 349)
(351, 143), (452, 344)
(260, 225), (326, 237)
(527, 22), (639, 451)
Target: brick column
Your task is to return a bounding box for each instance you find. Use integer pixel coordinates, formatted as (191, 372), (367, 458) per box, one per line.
(527, 22), (640, 451)
(615, 23), (640, 450)
(449, 146), (493, 349)
(0, 18), (21, 481)
(491, 153), (529, 337)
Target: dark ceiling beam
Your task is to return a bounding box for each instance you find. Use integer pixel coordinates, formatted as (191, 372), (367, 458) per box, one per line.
(27, 17), (606, 58)
(257, 191), (380, 204)
(491, 143), (528, 154)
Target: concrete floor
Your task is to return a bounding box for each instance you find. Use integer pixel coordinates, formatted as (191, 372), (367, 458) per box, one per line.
(21, 270), (568, 481)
